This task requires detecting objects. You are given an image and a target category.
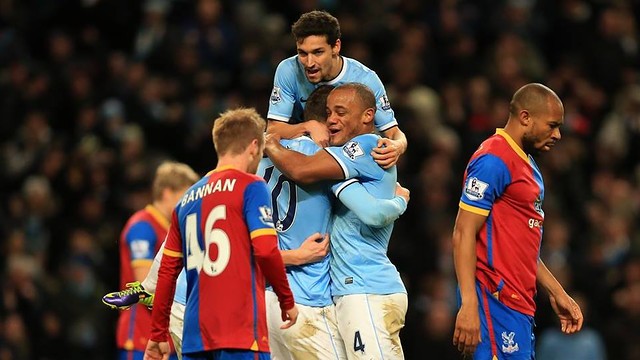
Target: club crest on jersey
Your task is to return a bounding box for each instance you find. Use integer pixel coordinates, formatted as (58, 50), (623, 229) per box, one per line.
(464, 177), (489, 201)
(501, 331), (519, 354)
(258, 206), (275, 226)
(379, 94), (391, 111)
(342, 141), (364, 160)
(270, 86), (282, 104)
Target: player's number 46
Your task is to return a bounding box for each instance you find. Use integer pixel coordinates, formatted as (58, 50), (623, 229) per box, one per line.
(185, 205), (231, 276)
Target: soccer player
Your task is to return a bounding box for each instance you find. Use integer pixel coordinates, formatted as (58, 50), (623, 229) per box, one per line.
(143, 108), (298, 360)
(110, 161), (199, 360)
(260, 84), (410, 360)
(265, 83), (408, 360)
(267, 10), (407, 169)
(451, 83), (584, 359)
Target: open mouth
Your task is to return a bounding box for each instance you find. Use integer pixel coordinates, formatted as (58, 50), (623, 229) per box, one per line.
(306, 68), (320, 76)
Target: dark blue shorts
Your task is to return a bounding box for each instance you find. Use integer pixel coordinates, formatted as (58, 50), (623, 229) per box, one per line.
(458, 282), (535, 359)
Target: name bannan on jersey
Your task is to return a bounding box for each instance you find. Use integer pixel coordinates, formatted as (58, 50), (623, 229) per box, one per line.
(181, 179), (237, 206)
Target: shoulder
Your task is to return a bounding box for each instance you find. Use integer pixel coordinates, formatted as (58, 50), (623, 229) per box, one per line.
(344, 57), (381, 84)
(281, 136), (321, 155)
(335, 134), (378, 160)
(275, 56), (300, 73)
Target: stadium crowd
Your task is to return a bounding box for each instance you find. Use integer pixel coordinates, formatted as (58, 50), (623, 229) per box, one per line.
(0, 0), (638, 359)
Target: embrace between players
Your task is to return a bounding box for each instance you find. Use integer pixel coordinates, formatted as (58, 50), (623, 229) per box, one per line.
(104, 10), (583, 360)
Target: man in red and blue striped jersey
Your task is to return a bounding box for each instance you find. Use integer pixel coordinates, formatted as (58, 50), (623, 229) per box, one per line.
(452, 83), (584, 359)
(144, 108), (297, 360)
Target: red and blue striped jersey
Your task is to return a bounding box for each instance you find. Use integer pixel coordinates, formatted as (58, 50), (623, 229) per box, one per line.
(459, 129), (545, 316)
(150, 167), (294, 354)
(116, 205), (168, 351)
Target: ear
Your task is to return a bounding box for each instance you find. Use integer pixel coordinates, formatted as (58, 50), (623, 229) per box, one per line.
(362, 107), (375, 125)
(519, 109), (531, 126)
(333, 39), (341, 55)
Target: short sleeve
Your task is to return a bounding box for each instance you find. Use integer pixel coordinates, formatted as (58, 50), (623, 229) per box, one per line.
(324, 135), (378, 180)
(243, 180), (277, 238)
(125, 221), (158, 260)
(267, 60), (297, 123)
(459, 154), (511, 215)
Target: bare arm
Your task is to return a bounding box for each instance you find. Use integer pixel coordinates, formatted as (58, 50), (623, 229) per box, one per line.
(267, 120), (329, 148)
(280, 233), (329, 266)
(452, 208), (486, 356)
(372, 126), (408, 169)
(537, 259), (584, 334)
(264, 133), (343, 185)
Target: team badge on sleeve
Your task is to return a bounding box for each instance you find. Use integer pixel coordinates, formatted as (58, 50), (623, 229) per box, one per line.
(342, 141), (364, 160)
(270, 86), (282, 104)
(130, 240), (151, 258)
(379, 94), (391, 111)
(258, 205), (275, 226)
(464, 177), (489, 201)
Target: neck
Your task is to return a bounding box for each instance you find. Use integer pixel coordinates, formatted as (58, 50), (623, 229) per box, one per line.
(151, 200), (171, 220)
(327, 55), (343, 80)
(502, 120), (525, 150)
(216, 155), (251, 173)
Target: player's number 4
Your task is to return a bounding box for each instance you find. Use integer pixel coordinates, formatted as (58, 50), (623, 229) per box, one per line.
(185, 205), (231, 276)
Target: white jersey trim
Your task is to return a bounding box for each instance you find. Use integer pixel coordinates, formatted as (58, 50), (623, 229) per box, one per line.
(323, 56), (348, 85)
(377, 120), (399, 132)
(333, 178), (359, 197)
(325, 148), (350, 179)
(267, 114), (290, 122)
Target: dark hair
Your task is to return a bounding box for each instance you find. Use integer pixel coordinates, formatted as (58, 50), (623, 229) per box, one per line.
(291, 10), (341, 46)
(303, 85), (334, 122)
(334, 83), (376, 111)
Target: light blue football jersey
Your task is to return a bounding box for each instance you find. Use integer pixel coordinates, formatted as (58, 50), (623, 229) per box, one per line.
(324, 134), (406, 296)
(173, 268), (187, 305)
(267, 55), (398, 132)
(257, 136), (333, 307)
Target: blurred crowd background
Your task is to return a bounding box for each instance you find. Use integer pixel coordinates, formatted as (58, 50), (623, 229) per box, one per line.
(0, 0), (639, 359)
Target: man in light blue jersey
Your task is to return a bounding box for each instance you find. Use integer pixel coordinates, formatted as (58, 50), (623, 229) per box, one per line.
(103, 87), (409, 360)
(267, 10), (407, 169)
(265, 83), (408, 360)
(261, 85), (410, 360)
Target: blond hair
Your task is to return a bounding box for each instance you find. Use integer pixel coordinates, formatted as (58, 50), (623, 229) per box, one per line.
(152, 161), (199, 200)
(212, 108), (266, 156)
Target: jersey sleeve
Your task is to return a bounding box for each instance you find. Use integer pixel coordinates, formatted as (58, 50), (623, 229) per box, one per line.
(365, 73), (398, 132)
(459, 154), (511, 216)
(150, 210), (183, 342)
(267, 59), (297, 123)
(333, 179), (407, 227)
(243, 180), (294, 311)
(324, 134), (379, 180)
(125, 221), (158, 266)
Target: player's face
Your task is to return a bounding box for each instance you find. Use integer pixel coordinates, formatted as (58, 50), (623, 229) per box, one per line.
(522, 102), (563, 154)
(326, 88), (370, 146)
(296, 35), (340, 84)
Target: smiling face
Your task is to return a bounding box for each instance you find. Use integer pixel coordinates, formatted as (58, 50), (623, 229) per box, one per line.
(325, 87), (374, 146)
(522, 98), (564, 154)
(296, 35), (341, 84)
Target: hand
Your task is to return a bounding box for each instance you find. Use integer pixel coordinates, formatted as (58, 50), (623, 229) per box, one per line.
(280, 304), (299, 329)
(143, 340), (170, 360)
(549, 292), (583, 334)
(395, 182), (410, 204)
(304, 121), (330, 148)
(372, 138), (401, 169)
(297, 233), (329, 265)
(453, 303), (481, 356)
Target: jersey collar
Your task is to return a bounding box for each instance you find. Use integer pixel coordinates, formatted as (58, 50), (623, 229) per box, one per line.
(495, 128), (529, 163)
(145, 204), (170, 231)
(323, 56), (347, 85)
